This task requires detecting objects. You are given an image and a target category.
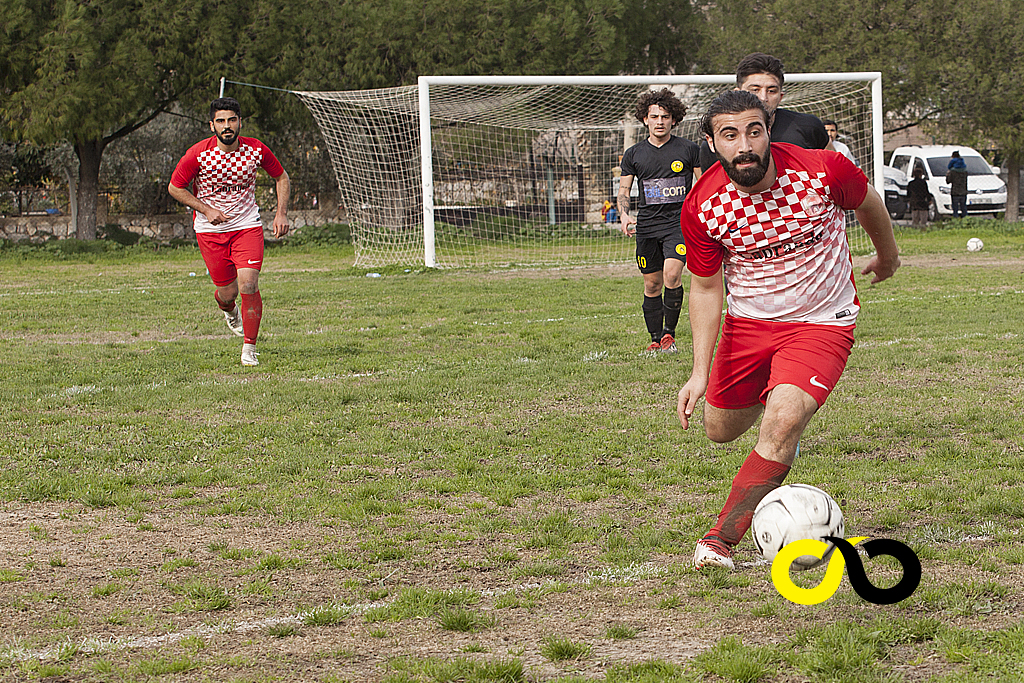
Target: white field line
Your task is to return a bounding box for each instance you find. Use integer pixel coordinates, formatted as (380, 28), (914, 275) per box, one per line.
(2, 562), (665, 663)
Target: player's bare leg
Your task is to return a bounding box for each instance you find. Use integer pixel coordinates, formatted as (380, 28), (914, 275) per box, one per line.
(236, 268), (262, 366)
(753, 384), (818, 465)
(703, 403), (763, 443)
(695, 384), (819, 568)
(662, 258), (684, 290)
(214, 280), (244, 337)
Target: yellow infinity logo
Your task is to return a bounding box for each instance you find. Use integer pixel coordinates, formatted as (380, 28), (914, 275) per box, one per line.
(771, 536), (921, 606)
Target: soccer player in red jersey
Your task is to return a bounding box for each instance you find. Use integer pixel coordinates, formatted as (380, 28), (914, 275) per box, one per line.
(677, 91), (900, 569)
(168, 97), (290, 367)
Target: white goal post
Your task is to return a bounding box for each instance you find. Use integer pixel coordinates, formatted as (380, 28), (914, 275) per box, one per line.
(295, 73), (883, 268)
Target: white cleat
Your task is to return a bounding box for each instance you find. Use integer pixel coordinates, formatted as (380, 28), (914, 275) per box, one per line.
(693, 537), (735, 570)
(224, 306), (244, 337)
(241, 343), (259, 366)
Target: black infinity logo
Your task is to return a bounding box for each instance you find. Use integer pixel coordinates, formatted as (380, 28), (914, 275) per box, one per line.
(771, 536), (922, 605)
(825, 536), (922, 605)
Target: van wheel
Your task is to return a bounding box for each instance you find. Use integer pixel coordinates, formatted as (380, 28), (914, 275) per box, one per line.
(928, 197), (939, 222)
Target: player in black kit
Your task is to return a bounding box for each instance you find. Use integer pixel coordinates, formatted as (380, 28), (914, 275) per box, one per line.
(695, 53), (832, 177)
(618, 88), (699, 353)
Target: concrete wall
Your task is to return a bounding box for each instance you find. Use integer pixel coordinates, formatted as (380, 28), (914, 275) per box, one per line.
(0, 208), (343, 243)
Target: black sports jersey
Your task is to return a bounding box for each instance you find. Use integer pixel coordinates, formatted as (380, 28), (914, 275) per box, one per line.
(620, 135), (699, 236)
(698, 108), (830, 171)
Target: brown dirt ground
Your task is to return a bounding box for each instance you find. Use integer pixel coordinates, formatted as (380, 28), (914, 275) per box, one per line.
(3, 492), (1022, 682)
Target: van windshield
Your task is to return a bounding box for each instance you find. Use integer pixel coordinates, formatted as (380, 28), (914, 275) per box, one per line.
(927, 156), (993, 177)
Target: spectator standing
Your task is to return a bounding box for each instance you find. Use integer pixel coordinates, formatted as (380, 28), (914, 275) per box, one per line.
(907, 168), (931, 228)
(946, 151), (969, 218)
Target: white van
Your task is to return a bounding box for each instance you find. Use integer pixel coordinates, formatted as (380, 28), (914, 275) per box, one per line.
(888, 145), (1006, 219)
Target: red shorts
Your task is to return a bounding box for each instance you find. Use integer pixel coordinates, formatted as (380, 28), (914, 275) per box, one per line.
(196, 226), (265, 287)
(706, 315), (855, 410)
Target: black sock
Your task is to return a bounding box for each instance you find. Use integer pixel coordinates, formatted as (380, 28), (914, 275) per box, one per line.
(662, 286), (684, 337)
(642, 295), (663, 341)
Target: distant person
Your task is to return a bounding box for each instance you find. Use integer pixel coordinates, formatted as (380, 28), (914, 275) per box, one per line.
(945, 151), (969, 218)
(618, 88), (699, 353)
(907, 167), (930, 228)
(168, 97), (291, 367)
(823, 120), (857, 165)
(678, 91), (900, 570)
(695, 53), (832, 180)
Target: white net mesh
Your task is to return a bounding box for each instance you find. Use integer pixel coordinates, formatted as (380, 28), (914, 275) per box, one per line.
(296, 76), (878, 268)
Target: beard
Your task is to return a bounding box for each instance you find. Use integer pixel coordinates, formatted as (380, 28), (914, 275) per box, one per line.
(718, 150), (771, 188)
(215, 128), (238, 145)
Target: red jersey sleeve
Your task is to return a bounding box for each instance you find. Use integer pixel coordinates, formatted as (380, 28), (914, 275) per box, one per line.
(169, 140), (206, 189)
(256, 141), (285, 178)
(680, 172), (726, 278)
(820, 149), (868, 210)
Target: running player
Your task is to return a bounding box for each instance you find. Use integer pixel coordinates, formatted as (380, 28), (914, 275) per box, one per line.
(677, 90), (900, 569)
(618, 88), (700, 353)
(168, 97), (290, 367)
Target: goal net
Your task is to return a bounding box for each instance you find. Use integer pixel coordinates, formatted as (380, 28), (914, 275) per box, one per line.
(295, 74), (882, 268)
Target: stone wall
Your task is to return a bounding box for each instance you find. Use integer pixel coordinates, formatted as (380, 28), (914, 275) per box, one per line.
(0, 208), (343, 243)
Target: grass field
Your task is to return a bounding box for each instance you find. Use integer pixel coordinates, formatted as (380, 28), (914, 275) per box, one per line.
(1, 220), (1023, 682)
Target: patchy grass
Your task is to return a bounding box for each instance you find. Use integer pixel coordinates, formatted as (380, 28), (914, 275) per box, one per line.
(1, 230), (1024, 681)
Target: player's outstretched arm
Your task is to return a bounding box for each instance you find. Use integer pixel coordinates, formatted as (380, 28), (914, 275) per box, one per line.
(617, 174), (636, 236)
(678, 268), (725, 430)
(272, 170), (291, 238)
(855, 185), (901, 284)
(167, 183), (230, 225)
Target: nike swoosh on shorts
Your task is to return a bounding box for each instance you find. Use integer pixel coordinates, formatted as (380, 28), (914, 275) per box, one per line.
(809, 375), (830, 391)
(248, 259), (261, 265)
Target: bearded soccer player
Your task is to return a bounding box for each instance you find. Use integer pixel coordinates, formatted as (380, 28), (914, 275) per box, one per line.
(618, 88), (700, 353)
(677, 91), (899, 569)
(695, 53), (832, 180)
(168, 97), (290, 367)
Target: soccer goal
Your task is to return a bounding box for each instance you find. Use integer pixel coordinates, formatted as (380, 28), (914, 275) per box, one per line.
(295, 74), (882, 268)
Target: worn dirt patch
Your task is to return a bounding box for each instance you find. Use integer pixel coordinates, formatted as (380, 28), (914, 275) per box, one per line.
(3, 496), (1021, 681)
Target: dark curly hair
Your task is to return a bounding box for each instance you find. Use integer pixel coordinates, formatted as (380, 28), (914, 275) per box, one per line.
(634, 88), (688, 124)
(699, 91), (770, 140)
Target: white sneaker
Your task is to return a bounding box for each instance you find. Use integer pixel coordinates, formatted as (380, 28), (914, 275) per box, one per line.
(241, 343), (259, 366)
(693, 537), (735, 570)
(223, 306), (244, 337)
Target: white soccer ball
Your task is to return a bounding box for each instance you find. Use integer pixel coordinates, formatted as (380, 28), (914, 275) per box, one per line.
(967, 237), (984, 252)
(751, 484), (844, 570)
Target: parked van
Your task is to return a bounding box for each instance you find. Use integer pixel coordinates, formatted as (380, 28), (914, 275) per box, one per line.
(888, 145), (1006, 220)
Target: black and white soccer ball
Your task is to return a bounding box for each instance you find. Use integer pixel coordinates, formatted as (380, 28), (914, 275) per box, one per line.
(752, 484), (844, 570)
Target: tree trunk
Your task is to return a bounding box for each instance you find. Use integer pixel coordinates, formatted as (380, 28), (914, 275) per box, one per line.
(1006, 155), (1021, 223)
(63, 167), (79, 233)
(74, 138), (106, 240)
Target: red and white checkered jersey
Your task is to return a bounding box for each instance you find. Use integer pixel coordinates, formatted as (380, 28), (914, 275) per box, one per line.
(681, 143), (868, 325)
(170, 136), (284, 234)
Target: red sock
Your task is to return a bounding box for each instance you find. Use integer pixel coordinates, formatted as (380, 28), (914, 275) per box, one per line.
(708, 450), (791, 546)
(240, 291), (262, 345)
(214, 291), (235, 313)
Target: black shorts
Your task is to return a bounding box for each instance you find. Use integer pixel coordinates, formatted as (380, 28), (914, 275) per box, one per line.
(636, 230), (686, 274)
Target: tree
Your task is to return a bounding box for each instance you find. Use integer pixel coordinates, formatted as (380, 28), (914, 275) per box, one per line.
(0, 0), (238, 239)
(693, 0), (1023, 221)
(925, 0), (1024, 222)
